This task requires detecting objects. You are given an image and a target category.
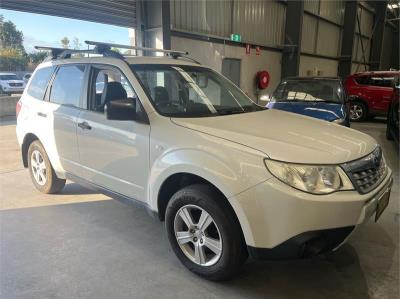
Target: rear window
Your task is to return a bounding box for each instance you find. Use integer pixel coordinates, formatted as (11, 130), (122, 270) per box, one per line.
(272, 79), (344, 103)
(50, 65), (85, 107)
(355, 75), (395, 87)
(27, 67), (55, 100)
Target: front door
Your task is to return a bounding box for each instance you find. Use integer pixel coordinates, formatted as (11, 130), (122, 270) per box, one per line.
(76, 64), (150, 202)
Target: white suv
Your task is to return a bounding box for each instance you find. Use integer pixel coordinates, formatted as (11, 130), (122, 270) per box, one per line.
(16, 44), (392, 281)
(0, 72), (25, 95)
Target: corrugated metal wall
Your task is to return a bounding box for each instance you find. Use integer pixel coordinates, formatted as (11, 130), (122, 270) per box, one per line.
(170, 0), (232, 37)
(170, 0), (285, 47)
(301, 0), (344, 58)
(381, 25), (394, 70)
(316, 21), (341, 57)
(232, 0), (285, 46)
(301, 14), (318, 53)
(352, 5), (374, 71)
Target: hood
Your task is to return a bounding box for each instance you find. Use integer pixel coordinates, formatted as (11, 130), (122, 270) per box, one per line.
(171, 109), (377, 164)
(266, 101), (345, 121)
(1, 80), (24, 84)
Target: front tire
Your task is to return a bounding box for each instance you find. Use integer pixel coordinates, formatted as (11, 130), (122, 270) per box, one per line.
(350, 101), (367, 122)
(165, 184), (247, 281)
(27, 140), (66, 194)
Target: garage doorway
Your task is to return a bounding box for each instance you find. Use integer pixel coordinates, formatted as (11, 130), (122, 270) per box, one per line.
(222, 58), (241, 87)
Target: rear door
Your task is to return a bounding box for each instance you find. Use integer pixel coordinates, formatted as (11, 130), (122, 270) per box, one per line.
(366, 75), (394, 113)
(76, 64), (150, 202)
(48, 64), (87, 174)
(22, 66), (56, 162)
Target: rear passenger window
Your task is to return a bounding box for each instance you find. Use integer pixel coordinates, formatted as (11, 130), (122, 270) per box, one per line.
(50, 65), (85, 107)
(27, 67), (55, 100)
(355, 76), (371, 85)
(370, 77), (394, 88)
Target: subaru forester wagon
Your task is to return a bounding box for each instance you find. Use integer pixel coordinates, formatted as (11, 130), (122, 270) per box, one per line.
(16, 42), (393, 280)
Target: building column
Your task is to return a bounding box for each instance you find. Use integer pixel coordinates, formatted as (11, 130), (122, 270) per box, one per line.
(281, 0), (304, 79)
(370, 1), (388, 70)
(338, 0), (358, 78)
(136, 0), (171, 54)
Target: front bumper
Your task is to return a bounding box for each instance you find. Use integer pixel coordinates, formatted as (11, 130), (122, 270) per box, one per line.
(232, 167), (392, 255)
(1, 86), (24, 93)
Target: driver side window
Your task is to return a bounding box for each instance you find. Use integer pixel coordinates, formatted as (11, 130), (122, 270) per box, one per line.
(88, 65), (137, 113)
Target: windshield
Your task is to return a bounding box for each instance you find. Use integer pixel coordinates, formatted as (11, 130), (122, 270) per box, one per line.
(131, 64), (265, 117)
(0, 74), (19, 80)
(272, 79), (344, 103)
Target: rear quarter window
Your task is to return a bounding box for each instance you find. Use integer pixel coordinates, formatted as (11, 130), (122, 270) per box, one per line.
(27, 67), (55, 100)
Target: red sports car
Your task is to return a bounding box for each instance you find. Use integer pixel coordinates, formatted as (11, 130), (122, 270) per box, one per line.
(344, 71), (399, 121)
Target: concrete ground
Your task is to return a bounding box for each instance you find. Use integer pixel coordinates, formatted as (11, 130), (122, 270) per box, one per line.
(0, 117), (398, 299)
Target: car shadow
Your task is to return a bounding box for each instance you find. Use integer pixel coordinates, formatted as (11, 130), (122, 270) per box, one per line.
(68, 200), (396, 298)
(2, 199), (397, 299)
(59, 182), (98, 195)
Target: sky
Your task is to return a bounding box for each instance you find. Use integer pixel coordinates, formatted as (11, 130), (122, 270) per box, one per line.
(0, 9), (131, 53)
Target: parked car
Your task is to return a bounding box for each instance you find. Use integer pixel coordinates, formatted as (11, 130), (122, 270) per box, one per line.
(23, 73), (32, 84)
(386, 86), (399, 145)
(267, 77), (350, 126)
(0, 73), (25, 95)
(16, 44), (392, 280)
(345, 71), (400, 121)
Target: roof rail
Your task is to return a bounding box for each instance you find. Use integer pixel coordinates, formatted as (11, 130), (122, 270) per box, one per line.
(85, 40), (189, 58)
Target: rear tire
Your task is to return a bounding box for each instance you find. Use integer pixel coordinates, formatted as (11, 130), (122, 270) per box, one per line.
(350, 101), (367, 122)
(27, 140), (66, 194)
(165, 184), (247, 281)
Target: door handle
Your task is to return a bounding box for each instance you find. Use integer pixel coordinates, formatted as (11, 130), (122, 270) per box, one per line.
(78, 121), (92, 130)
(37, 112), (47, 118)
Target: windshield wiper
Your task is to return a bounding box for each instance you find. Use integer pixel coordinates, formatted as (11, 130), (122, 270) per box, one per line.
(217, 109), (245, 115)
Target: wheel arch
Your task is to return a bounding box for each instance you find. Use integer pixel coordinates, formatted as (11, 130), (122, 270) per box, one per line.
(21, 133), (39, 168)
(349, 95), (369, 113)
(157, 172), (248, 249)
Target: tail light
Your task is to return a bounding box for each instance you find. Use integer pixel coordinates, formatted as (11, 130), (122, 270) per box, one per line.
(16, 100), (22, 117)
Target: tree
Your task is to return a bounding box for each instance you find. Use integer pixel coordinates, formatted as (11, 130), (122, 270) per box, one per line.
(71, 37), (82, 50)
(28, 51), (47, 64)
(0, 15), (25, 53)
(60, 37), (70, 48)
(0, 48), (28, 71)
(0, 15), (28, 71)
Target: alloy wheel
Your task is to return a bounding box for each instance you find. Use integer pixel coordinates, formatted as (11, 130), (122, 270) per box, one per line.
(31, 150), (47, 186)
(350, 104), (363, 120)
(173, 204), (223, 266)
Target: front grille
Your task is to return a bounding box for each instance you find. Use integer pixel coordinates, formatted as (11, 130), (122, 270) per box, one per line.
(9, 83), (22, 87)
(341, 147), (387, 194)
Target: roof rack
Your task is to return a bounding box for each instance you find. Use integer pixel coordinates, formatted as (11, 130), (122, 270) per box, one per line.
(35, 41), (199, 64)
(34, 46), (97, 60)
(85, 40), (189, 58)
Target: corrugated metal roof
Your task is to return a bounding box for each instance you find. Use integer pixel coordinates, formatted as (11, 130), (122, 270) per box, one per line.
(0, 0), (137, 28)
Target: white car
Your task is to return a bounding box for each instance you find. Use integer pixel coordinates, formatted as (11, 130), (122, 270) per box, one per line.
(0, 73), (25, 95)
(16, 45), (393, 281)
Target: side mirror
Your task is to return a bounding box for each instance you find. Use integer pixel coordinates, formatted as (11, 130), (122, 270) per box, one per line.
(105, 99), (136, 121)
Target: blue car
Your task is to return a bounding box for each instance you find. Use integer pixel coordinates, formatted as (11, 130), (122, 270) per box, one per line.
(267, 77), (350, 126)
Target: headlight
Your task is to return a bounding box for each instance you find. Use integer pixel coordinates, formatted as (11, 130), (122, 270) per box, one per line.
(264, 159), (354, 194)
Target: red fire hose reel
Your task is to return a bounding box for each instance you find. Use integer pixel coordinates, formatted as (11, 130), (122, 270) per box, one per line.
(256, 71), (270, 89)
